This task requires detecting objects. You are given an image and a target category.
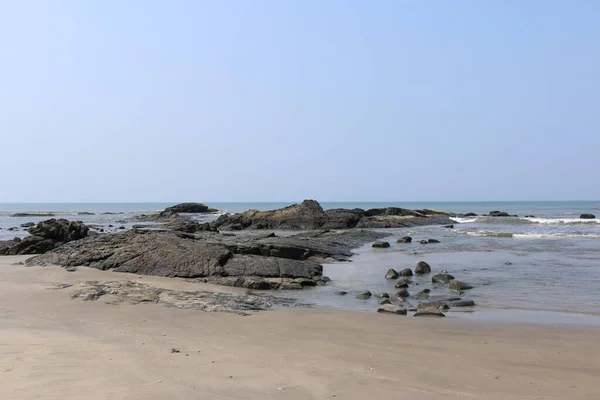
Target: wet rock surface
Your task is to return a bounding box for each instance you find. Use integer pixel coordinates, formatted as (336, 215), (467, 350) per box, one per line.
(56, 280), (306, 316)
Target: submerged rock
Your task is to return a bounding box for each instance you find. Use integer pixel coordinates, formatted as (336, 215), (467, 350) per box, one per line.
(372, 241), (391, 248)
(399, 268), (413, 277)
(427, 239), (440, 244)
(395, 277), (412, 288)
(163, 202), (218, 214)
(432, 273), (455, 284)
(580, 213), (596, 219)
(489, 211), (510, 217)
(395, 288), (410, 298)
(449, 280), (474, 290)
(379, 299), (392, 306)
(356, 290), (372, 300)
(397, 236), (412, 243)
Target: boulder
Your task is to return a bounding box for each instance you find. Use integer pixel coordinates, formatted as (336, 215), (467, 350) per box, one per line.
(397, 236), (412, 243)
(6, 235), (59, 255)
(489, 211), (510, 217)
(372, 241), (390, 248)
(449, 280), (474, 290)
(28, 219), (89, 242)
(415, 261), (431, 275)
(399, 268), (413, 277)
(163, 203), (215, 214)
(377, 304), (407, 315)
(427, 239), (440, 244)
(385, 268), (399, 279)
(432, 273), (455, 284)
(580, 214), (596, 219)
(419, 240), (428, 244)
(395, 277), (412, 288)
(414, 307), (446, 317)
(395, 288), (410, 298)
(356, 290), (372, 300)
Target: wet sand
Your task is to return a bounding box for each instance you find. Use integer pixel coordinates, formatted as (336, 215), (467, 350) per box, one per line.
(1, 256), (599, 400)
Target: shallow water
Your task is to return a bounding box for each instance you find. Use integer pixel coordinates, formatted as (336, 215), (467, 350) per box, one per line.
(1, 201), (599, 324)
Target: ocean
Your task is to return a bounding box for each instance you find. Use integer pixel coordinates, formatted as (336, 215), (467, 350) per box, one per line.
(1, 201), (599, 324)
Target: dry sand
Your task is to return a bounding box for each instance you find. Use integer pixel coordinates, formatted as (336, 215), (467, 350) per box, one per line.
(1, 256), (599, 400)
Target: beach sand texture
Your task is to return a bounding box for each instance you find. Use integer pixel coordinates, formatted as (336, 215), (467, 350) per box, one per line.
(1, 256), (599, 400)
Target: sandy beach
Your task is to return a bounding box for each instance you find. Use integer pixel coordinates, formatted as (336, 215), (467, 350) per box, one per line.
(1, 256), (599, 400)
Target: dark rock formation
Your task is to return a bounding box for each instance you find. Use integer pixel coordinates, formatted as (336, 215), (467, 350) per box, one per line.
(580, 213), (596, 219)
(395, 288), (410, 298)
(394, 278), (410, 288)
(372, 241), (390, 248)
(213, 200), (456, 231)
(163, 202), (217, 214)
(489, 211), (510, 217)
(1, 219), (90, 255)
(399, 268), (413, 277)
(20, 222), (35, 228)
(397, 236), (412, 243)
(442, 224), (454, 228)
(385, 268), (399, 279)
(415, 261), (431, 275)
(356, 290), (372, 299)
(427, 239), (440, 244)
(28, 219), (89, 242)
(78, 212), (95, 215)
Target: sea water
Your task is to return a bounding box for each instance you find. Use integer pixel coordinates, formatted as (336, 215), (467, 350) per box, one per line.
(1, 201), (599, 324)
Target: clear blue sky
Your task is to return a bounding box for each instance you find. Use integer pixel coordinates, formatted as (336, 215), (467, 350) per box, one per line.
(1, 0), (598, 202)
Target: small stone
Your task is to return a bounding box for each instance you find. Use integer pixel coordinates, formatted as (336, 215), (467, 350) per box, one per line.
(334, 291), (348, 296)
(412, 289), (431, 299)
(372, 241), (390, 248)
(379, 299), (392, 305)
(375, 292), (390, 299)
(355, 290), (372, 300)
(420, 240), (428, 244)
(415, 261), (431, 275)
(385, 268), (399, 279)
(65, 266), (78, 272)
(377, 304), (407, 315)
(428, 239), (440, 244)
(449, 299), (476, 307)
(395, 288), (410, 298)
(397, 236), (412, 243)
(449, 280), (474, 290)
(442, 224), (454, 229)
(504, 261), (512, 265)
(171, 348), (181, 353)
(399, 268), (413, 277)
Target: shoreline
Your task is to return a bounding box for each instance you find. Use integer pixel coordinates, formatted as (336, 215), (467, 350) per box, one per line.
(1, 256), (599, 399)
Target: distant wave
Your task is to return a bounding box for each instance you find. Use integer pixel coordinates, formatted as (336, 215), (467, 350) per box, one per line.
(452, 216), (600, 225)
(458, 230), (600, 239)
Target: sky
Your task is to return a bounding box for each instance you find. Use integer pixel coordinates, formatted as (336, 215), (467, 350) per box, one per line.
(1, 0), (599, 202)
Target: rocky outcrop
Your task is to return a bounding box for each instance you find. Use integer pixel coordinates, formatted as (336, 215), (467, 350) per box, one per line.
(163, 202), (217, 214)
(212, 200), (456, 231)
(580, 213), (596, 219)
(10, 213), (55, 217)
(489, 211), (510, 217)
(1, 219), (90, 255)
(25, 229), (388, 290)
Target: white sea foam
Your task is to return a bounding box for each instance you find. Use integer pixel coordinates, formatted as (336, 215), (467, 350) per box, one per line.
(451, 216), (600, 225)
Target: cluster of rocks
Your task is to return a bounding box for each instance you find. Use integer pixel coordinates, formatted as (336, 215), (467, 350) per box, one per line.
(373, 235), (443, 248)
(208, 200), (457, 231)
(25, 228), (388, 290)
(133, 202), (218, 222)
(54, 280), (305, 316)
(350, 260), (475, 317)
(0, 219), (89, 255)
